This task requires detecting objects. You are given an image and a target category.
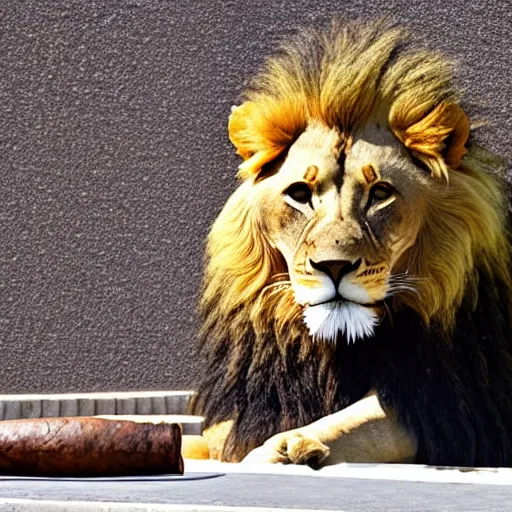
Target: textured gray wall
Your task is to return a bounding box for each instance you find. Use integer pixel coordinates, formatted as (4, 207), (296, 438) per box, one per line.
(1, 0), (510, 393)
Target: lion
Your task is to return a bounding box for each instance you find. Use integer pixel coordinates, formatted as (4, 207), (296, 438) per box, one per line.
(190, 20), (512, 467)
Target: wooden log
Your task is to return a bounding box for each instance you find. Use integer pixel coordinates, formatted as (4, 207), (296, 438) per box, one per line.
(0, 417), (184, 477)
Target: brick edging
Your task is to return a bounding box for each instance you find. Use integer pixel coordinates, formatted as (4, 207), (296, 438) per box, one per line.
(0, 391), (201, 434)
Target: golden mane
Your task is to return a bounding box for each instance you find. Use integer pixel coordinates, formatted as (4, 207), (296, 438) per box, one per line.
(406, 151), (510, 327)
(201, 181), (304, 348)
(229, 21), (469, 181)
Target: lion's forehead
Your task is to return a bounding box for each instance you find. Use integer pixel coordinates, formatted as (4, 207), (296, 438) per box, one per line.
(281, 122), (415, 189)
(282, 123), (342, 183)
(347, 133), (404, 170)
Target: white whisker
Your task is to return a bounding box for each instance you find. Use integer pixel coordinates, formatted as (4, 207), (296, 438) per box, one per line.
(386, 285), (420, 298)
(386, 272), (424, 298)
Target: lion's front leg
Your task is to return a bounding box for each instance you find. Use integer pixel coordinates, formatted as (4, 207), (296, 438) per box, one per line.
(244, 390), (417, 467)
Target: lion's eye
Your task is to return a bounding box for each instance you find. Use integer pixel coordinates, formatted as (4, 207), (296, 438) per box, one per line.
(284, 182), (312, 204)
(370, 183), (393, 203)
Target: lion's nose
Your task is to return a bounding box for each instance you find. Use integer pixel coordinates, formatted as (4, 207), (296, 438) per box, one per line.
(309, 258), (361, 284)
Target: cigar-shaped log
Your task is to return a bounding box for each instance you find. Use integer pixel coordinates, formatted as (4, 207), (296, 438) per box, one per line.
(0, 417), (184, 476)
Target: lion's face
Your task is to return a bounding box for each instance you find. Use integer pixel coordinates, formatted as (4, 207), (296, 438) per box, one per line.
(207, 23), (506, 348)
(253, 121), (427, 342)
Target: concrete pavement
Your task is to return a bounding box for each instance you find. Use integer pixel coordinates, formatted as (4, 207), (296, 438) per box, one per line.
(0, 462), (511, 511)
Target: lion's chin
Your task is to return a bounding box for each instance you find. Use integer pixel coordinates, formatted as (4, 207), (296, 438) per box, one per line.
(303, 301), (379, 344)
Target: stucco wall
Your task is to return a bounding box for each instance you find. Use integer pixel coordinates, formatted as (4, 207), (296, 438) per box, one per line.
(1, 0), (510, 393)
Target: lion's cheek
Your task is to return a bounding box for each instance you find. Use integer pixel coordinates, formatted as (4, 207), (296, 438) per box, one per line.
(257, 200), (307, 265)
(337, 279), (374, 304)
(292, 275), (336, 306)
(383, 204), (425, 270)
(341, 275), (389, 303)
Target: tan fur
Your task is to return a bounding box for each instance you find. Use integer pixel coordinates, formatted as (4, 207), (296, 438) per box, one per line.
(181, 435), (211, 460)
(200, 20), (511, 466)
(202, 421), (234, 461)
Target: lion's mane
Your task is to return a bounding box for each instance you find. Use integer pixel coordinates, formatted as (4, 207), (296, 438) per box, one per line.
(191, 21), (512, 466)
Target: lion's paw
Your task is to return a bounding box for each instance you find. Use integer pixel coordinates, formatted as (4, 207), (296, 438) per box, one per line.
(243, 429), (330, 468)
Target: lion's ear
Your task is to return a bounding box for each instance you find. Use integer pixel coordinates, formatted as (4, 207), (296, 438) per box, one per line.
(228, 102), (284, 179)
(228, 101), (292, 179)
(393, 103), (470, 171)
(228, 102), (258, 160)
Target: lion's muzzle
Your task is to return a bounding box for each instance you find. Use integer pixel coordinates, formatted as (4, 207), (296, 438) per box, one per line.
(292, 258), (387, 343)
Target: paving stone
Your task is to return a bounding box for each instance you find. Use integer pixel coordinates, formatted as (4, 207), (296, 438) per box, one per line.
(116, 398), (136, 415)
(95, 399), (116, 415)
(42, 400), (60, 418)
(135, 397), (153, 415)
(78, 399), (96, 416)
(4, 401), (21, 420)
(150, 396), (167, 414)
(20, 400), (42, 419)
(166, 394), (190, 415)
(59, 400), (79, 417)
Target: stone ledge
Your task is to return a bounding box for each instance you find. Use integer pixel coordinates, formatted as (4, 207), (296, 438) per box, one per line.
(0, 391), (195, 420)
(0, 391), (203, 435)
